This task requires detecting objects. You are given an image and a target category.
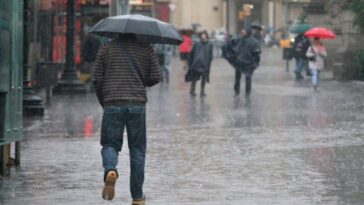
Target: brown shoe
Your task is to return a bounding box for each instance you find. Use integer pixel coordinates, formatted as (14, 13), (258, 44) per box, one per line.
(132, 196), (146, 205)
(102, 170), (118, 200)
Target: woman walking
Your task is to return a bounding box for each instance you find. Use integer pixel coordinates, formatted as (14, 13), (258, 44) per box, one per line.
(306, 37), (327, 91)
(186, 31), (213, 97)
(179, 33), (193, 70)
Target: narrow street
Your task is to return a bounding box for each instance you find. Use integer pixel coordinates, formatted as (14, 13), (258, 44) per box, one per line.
(0, 48), (363, 205)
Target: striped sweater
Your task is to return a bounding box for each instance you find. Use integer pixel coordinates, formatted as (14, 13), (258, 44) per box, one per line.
(92, 39), (162, 106)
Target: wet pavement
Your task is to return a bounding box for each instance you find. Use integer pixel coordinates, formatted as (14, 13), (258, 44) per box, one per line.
(1, 48), (364, 205)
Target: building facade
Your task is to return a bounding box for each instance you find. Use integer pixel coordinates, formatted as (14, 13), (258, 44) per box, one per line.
(305, 0), (364, 80)
(227, 0), (311, 36)
(168, 0), (310, 36)
(169, 0), (226, 33)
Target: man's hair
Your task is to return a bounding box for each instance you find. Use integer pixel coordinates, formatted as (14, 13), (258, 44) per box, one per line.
(118, 33), (137, 41)
(241, 26), (252, 37)
(199, 31), (209, 39)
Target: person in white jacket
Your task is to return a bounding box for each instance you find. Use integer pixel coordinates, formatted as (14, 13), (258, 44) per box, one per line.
(306, 37), (327, 91)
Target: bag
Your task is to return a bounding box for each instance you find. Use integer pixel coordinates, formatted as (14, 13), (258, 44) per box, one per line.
(283, 48), (293, 60)
(308, 56), (316, 62)
(184, 69), (194, 82)
(294, 42), (303, 53)
(307, 46), (316, 62)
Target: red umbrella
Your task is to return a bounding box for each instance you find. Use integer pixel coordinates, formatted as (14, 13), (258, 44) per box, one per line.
(304, 27), (336, 39)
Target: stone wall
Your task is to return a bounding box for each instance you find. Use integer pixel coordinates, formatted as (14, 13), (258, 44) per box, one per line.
(306, 1), (364, 81)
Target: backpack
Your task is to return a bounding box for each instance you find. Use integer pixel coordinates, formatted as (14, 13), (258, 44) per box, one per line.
(294, 41), (304, 53)
(294, 37), (310, 58)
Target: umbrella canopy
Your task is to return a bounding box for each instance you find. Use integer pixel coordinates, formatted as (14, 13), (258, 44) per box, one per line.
(304, 27), (336, 39)
(290, 23), (313, 34)
(251, 24), (263, 31)
(89, 14), (183, 45)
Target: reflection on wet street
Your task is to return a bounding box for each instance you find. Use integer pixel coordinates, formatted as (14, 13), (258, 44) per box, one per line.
(1, 48), (364, 205)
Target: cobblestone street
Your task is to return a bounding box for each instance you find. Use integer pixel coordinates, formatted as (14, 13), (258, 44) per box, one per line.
(0, 48), (363, 205)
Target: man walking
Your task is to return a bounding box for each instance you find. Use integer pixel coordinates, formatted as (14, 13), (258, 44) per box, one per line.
(92, 33), (161, 205)
(234, 27), (261, 96)
(292, 33), (311, 79)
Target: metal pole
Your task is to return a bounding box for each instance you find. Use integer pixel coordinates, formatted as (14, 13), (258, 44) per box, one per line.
(273, 0), (276, 35)
(244, 1), (249, 29)
(53, 0), (86, 94)
(110, 0), (129, 16)
(1, 145), (6, 177)
(120, 0), (130, 15)
(66, 0), (75, 74)
(110, 0), (116, 16)
(23, 0), (45, 116)
(15, 141), (21, 166)
(226, 0), (229, 33)
(283, 0), (288, 28)
(152, 0), (157, 18)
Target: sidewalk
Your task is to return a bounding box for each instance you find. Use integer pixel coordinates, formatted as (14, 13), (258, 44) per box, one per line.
(0, 48), (363, 205)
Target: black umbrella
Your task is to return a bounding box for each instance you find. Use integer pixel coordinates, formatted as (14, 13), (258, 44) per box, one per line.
(251, 24), (263, 31)
(89, 14), (183, 45)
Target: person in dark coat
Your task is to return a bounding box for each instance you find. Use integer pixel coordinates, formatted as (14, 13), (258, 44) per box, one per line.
(82, 34), (101, 75)
(234, 27), (261, 96)
(186, 31), (213, 97)
(292, 33), (311, 79)
(251, 24), (264, 46)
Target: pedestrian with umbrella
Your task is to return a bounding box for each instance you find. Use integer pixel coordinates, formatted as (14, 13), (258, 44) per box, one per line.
(305, 27), (335, 91)
(290, 23), (313, 79)
(292, 33), (311, 80)
(290, 23), (313, 35)
(90, 14), (182, 205)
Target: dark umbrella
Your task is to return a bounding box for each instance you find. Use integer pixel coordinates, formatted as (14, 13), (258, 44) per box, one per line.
(89, 14), (183, 45)
(290, 23), (313, 34)
(251, 24), (263, 31)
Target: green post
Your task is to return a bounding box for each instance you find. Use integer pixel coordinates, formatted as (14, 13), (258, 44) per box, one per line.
(0, 0), (24, 176)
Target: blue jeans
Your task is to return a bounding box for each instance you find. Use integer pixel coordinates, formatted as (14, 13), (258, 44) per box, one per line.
(295, 57), (306, 79)
(101, 104), (146, 200)
(311, 69), (320, 87)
